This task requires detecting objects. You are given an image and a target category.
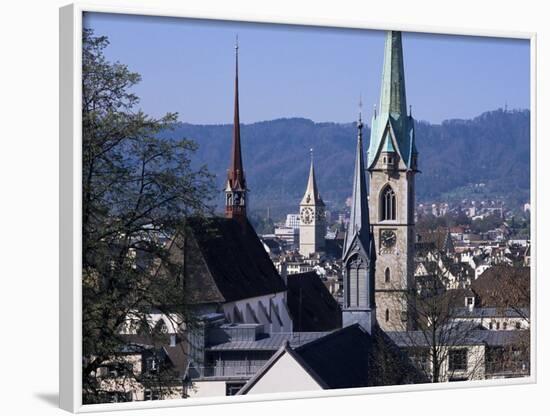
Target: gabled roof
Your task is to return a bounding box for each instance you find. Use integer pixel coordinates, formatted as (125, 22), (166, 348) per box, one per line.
(238, 324), (424, 394)
(292, 324), (373, 389)
(181, 217), (287, 304)
(286, 271), (342, 332)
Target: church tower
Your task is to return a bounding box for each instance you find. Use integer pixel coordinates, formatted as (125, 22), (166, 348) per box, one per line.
(299, 150), (326, 257)
(225, 38), (247, 227)
(367, 31), (418, 331)
(342, 109), (377, 334)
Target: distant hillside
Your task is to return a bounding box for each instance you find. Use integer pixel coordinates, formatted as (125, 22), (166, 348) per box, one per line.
(162, 109), (530, 219)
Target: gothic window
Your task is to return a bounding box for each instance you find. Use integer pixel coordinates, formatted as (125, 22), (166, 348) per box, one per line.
(380, 185), (396, 221)
(385, 267), (391, 283)
(226, 193), (232, 205)
(346, 257), (366, 308)
(385, 309), (390, 322)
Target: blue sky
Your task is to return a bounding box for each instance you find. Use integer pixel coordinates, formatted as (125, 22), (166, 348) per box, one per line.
(83, 12), (530, 125)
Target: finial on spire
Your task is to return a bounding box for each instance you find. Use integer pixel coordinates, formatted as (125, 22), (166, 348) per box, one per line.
(358, 93), (363, 123)
(357, 95), (364, 130)
(310, 147), (314, 163)
(409, 104), (412, 117)
(235, 34), (239, 51)
(373, 104), (377, 119)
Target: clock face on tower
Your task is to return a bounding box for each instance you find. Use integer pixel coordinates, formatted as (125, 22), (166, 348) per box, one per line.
(381, 229), (397, 248)
(300, 207), (314, 224)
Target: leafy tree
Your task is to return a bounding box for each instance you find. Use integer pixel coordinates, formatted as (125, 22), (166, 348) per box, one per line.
(388, 269), (485, 383)
(81, 28), (214, 403)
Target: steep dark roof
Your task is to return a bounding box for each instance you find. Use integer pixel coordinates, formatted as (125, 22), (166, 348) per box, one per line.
(286, 272), (342, 332)
(293, 324), (422, 389)
(183, 217), (287, 304)
(293, 324), (372, 389)
(238, 324), (424, 394)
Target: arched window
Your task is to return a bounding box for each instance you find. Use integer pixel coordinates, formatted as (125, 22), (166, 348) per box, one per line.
(346, 257), (366, 308)
(385, 268), (391, 283)
(385, 309), (390, 322)
(380, 185), (396, 221)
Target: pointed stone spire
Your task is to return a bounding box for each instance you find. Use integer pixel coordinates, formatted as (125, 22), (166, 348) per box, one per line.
(300, 148), (324, 206)
(379, 31), (407, 119)
(343, 106), (370, 259)
(225, 36), (247, 224)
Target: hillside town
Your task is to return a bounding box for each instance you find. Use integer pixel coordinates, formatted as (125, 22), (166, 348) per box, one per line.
(82, 31), (530, 403)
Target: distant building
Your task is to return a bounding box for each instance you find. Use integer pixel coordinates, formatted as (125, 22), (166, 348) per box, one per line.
(285, 213), (301, 229)
(299, 151), (326, 257)
(274, 226), (299, 249)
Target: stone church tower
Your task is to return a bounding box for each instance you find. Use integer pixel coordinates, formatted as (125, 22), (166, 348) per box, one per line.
(225, 39), (247, 227)
(299, 151), (326, 257)
(367, 31), (418, 330)
(342, 111), (377, 334)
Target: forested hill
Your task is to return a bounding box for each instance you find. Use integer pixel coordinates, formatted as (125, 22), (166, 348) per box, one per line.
(163, 109), (530, 219)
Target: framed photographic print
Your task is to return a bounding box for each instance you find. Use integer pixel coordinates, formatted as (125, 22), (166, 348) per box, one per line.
(59, 2), (536, 412)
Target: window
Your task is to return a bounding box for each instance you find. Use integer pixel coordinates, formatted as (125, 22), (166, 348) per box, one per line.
(503, 322), (507, 330)
(226, 382), (246, 396)
(496, 322), (500, 330)
(145, 356), (160, 374)
(516, 322), (521, 329)
(489, 322), (493, 330)
(346, 257), (366, 308)
(466, 297), (474, 305)
(385, 268), (391, 283)
(380, 185), (396, 221)
(144, 389), (160, 401)
(385, 309), (390, 322)
(448, 348), (468, 372)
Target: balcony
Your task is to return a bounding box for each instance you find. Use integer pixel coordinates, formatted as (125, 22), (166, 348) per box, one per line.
(190, 364), (264, 380)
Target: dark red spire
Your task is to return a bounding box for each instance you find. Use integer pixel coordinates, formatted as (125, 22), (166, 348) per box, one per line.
(228, 38), (245, 190)
(225, 37), (247, 223)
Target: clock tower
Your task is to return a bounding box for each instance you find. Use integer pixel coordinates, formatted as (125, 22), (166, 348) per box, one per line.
(299, 150), (326, 257)
(367, 31), (418, 331)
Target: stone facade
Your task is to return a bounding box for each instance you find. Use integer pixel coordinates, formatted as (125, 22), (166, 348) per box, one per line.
(366, 31), (418, 331)
(369, 154), (416, 330)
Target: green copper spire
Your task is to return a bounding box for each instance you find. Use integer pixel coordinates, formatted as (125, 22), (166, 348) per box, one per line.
(367, 31), (417, 170)
(380, 31), (407, 118)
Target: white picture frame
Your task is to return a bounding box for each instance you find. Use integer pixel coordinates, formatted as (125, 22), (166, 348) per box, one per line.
(60, 2), (537, 412)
